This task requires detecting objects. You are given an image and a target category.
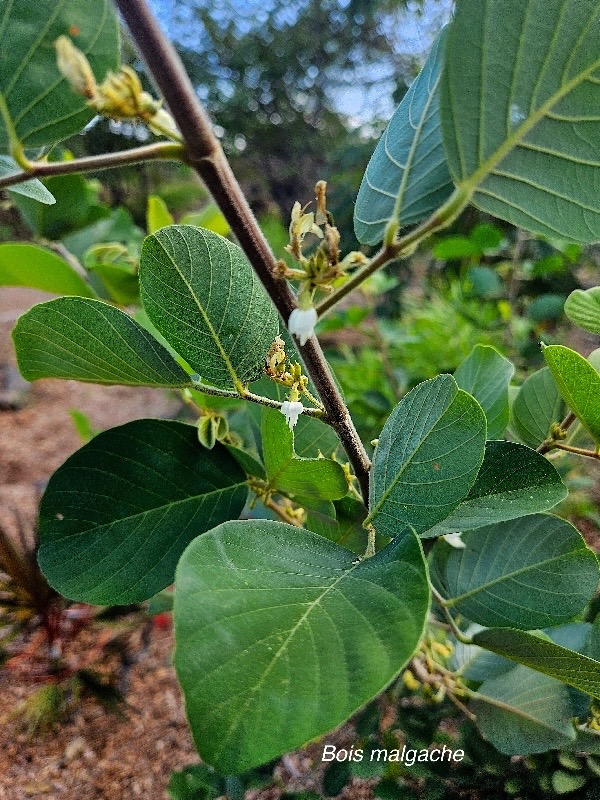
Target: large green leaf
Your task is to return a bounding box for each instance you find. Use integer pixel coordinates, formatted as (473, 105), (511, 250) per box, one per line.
(0, 243), (94, 297)
(564, 287), (600, 335)
(13, 297), (190, 387)
(432, 514), (599, 629)
(473, 628), (600, 700)
(441, 0), (600, 242)
(421, 441), (566, 536)
(140, 226), (279, 388)
(174, 519), (429, 773)
(368, 375), (486, 536)
(354, 27), (453, 246)
(38, 420), (248, 605)
(512, 367), (563, 448)
(0, 0), (119, 148)
(261, 409), (347, 501)
(471, 667), (577, 755)
(454, 345), (514, 439)
(543, 344), (600, 442)
(0, 156), (55, 203)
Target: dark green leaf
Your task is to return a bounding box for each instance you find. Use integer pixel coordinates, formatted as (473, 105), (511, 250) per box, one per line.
(565, 287), (600, 335)
(0, 156), (55, 204)
(368, 375), (486, 536)
(432, 514), (598, 629)
(526, 294), (566, 323)
(174, 520), (429, 773)
(354, 27), (453, 245)
(0, 0), (119, 148)
(0, 243), (94, 297)
(421, 441), (567, 536)
(473, 627), (600, 700)
(441, 0), (600, 242)
(543, 344), (600, 442)
(261, 409), (347, 501)
(13, 297), (190, 387)
(140, 226), (279, 388)
(38, 420), (248, 604)
(512, 367), (563, 448)
(454, 345), (514, 439)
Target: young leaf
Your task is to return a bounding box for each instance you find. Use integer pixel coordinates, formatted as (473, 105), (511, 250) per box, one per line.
(174, 520), (429, 773)
(261, 409), (347, 501)
(454, 345), (515, 439)
(441, 0), (600, 242)
(354, 27), (453, 246)
(38, 420), (248, 605)
(140, 226), (279, 388)
(420, 441), (567, 536)
(0, 0), (119, 148)
(432, 514), (599, 629)
(0, 243), (95, 297)
(473, 628), (600, 700)
(368, 375), (486, 536)
(13, 297), (190, 387)
(543, 344), (600, 442)
(471, 667), (578, 755)
(0, 157), (55, 204)
(146, 195), (174, 233)
(512, 367), (563, 448)
(564, 287), (600, 335)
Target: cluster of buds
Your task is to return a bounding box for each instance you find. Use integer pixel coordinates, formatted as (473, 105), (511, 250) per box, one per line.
(265, 336), (313, 429)
(282, 181), (368, 347)
(55, 36), (180, 140)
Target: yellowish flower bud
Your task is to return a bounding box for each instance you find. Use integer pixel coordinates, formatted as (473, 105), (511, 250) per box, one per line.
(55, 36), (97, 100)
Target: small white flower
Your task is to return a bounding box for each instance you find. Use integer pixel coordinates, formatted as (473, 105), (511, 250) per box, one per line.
(288, 306), (318, 346)
(280, 400), (304, 429)
(443, 532), (466, 549)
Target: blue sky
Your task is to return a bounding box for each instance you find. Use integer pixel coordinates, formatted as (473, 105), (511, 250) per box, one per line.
(147, 0), (453, 125)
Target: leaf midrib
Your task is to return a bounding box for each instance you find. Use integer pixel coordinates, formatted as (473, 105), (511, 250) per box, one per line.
(445, 547), (588, 607)
(212, 555), (362, 761)
(151, 234), (241, 388)
(460, 52), (600, 192)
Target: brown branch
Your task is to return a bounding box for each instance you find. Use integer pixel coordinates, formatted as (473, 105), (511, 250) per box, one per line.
(114, 0), (371, 501)
(0, 142), (185, 191)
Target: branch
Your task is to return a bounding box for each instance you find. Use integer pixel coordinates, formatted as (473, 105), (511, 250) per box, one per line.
(114, 0), (372, 502)
(0, 142), (186, 191)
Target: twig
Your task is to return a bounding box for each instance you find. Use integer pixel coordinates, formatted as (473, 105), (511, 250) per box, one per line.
(114, 0), (372, 502)
(0, 142), (185, 191)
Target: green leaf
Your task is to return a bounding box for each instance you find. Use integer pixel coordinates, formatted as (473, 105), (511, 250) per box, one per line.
(454, 345), (515, 439)
(38, 420), (248, 604)
(146, 195), (174, 234)
(13, 297), (190, 387)
(0, 156), (55, 204)
(140, 226), (279, 388)
(471, 667), (577, 755)
(13, 172), (96, 240)
(564, 287), (600, 335)
(354, 27), (453, 246)
(526, 294), (566, 323)
(543, 344), (600, 442)
(181, 204), (231, 237)
(441, 0), (600, 242)
(512, 367), (563, 448)
(473, 627), (600, 700)
(0, 243), (94, 297)
(432, 514), (599, 629)
(174, 519), (430, 773)
(368, 375), (487, 536)
(0, 0), (119, 148)
(432, 236), (480, 260)
(87, 260), (140, 306)
(261, 409), (347, 501)
(421, 441), (567, 536)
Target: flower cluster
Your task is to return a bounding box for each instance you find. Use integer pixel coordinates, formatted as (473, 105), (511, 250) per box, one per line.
(55, 36), (180, 140)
